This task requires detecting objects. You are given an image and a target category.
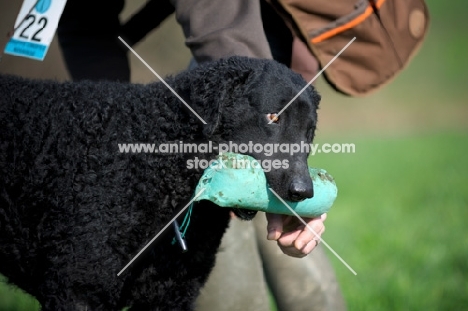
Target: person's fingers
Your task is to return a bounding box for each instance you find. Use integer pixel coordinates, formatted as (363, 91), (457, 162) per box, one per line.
(302, 240), (317, 255)
(293, 218), (325, 250)
(321, 213), (328, 222)
(301, 237), (319, 255)
(272, 214), (328, 257)
(280, 215), (297, 232)
(300, 226), (326, 254)
(276, 227), (303, 247)
(278, 244), (307, 258)
(266, 213), (283, 240)
(275, 216), (324, 247)
(277, 222), (324, 257)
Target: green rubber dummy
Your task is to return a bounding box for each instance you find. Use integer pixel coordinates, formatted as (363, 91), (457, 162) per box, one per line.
(194, 153), (337, 217)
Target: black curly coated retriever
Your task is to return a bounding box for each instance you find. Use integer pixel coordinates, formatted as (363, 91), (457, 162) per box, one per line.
(0, 56), (320, 310)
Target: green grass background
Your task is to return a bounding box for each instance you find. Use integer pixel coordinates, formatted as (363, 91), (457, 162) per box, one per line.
(310, 132), (468, 311)
(0, 0), (467, 310)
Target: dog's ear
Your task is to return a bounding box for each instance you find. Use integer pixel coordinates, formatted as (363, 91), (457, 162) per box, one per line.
(203, 71), (253, 137)
(192, 57), (257, 138)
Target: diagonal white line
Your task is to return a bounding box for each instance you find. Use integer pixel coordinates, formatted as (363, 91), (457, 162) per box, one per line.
(118, 36), (207, 125)
(269, 37), (356, 124)
(117, 188), (206, 276)
(268, 188), (357, 275)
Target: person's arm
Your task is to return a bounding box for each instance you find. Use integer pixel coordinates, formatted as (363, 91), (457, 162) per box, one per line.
(171, 0), (272, 63)
(121, 0), (175, 47)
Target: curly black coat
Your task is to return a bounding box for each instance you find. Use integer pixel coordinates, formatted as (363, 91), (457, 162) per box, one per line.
(0, 56), (320, 310)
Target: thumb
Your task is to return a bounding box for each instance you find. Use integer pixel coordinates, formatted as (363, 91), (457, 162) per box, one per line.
(266, 213), (283, 240)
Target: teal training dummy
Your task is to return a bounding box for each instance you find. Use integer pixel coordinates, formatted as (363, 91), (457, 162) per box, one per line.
(194, 153), (337, 218)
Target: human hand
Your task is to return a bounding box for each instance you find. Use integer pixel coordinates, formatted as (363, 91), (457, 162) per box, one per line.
(266, 213), (326, 258)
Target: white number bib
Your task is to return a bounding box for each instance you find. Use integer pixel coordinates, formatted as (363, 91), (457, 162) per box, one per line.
(4, 0), (67, 61)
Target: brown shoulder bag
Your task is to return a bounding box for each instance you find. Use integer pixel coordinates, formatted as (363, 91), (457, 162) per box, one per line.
(269, 0), (430, 96)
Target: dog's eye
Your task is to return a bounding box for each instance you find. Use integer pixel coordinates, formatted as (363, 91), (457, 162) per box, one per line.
(267, 113), (279, 123)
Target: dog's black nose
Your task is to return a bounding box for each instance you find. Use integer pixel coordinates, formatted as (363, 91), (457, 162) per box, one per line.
(289, 181), (314, 202)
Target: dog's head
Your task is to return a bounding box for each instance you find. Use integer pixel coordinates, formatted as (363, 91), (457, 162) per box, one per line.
(183, 57), (320, 218)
